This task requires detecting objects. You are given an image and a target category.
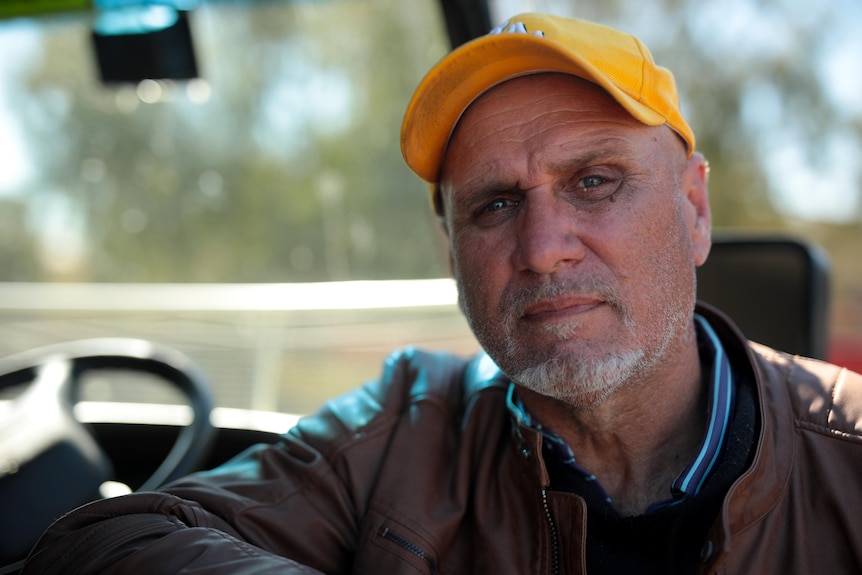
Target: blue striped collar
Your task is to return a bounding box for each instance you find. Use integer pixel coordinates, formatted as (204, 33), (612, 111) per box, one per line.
(509, 313), (735, 513)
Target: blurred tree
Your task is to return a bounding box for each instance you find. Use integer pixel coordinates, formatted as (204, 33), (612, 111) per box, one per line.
(5, 0), (449, 282)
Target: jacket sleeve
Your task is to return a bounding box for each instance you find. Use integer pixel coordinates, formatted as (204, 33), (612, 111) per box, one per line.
(21, 348), (469, 575)
(22, 492), (328, 575)
(21, 397), (377, 574)
(21, 434), (359, 575)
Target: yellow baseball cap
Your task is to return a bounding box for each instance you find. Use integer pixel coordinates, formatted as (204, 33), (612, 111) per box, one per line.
(401, 13), (695, 189)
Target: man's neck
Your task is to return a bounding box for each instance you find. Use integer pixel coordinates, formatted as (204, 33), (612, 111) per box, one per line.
(517, 332), (707, 516)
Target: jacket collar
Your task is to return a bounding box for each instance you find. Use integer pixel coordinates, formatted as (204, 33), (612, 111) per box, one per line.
(694, 302), (794, 557)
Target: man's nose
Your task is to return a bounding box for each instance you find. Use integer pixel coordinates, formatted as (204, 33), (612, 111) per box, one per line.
(512, 194), (586, 275)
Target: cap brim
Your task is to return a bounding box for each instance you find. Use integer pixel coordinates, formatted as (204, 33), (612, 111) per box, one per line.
(401, 33), (666, 184)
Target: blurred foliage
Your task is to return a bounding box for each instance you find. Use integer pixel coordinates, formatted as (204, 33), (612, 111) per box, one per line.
(2, 0), (450, 282)
(0, 0), (860, 341)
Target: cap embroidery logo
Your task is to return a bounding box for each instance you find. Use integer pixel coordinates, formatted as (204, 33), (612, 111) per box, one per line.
(488, 21), (545, 38)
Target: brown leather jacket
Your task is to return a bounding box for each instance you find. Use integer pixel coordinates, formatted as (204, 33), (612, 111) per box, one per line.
(22, 305), (862, 574)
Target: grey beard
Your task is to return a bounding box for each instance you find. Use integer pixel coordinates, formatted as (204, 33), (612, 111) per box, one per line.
(494, 277), (645, 408)
(511, 348), (647, 409)
(457, 262), (693, 410)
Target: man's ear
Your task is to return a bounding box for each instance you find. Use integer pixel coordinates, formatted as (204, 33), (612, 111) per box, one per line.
(682, 152), (712, 267)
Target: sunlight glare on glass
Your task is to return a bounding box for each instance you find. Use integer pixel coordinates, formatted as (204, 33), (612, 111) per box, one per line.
(186, 78), (212, 104)
(0, 20), (40, 194)
(816, 5), (862, 119)
(93, 4), (179, 36)
(688, 0), (794, 61)
(27, 190), (88, 276)
(255, 60), (354, 156)
(136, 79), (180, 103)
(740, 82), (783, 132)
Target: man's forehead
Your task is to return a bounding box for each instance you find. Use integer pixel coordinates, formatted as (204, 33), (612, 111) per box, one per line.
(448, 74), (642, 152)
(443, 75), (654, 170)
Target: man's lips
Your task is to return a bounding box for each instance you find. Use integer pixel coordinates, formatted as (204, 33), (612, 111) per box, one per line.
(521, 295), (604, 320)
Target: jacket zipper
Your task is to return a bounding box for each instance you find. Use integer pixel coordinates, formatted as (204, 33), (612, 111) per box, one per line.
(541, 488), (560, 575)
(378, 526), (437, 573)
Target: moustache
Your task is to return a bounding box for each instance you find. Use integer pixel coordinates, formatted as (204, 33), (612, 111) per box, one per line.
(501, 276), (624, 319)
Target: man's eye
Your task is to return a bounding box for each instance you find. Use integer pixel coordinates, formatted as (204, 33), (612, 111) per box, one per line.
(484, 198), (515, 212)
(567, 173), (619, 205)
(580, 175), (606, 188)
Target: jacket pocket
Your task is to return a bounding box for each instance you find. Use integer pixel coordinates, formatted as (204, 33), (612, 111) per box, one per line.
(377, 525), (437, 573)
(353, 515), (438, 575)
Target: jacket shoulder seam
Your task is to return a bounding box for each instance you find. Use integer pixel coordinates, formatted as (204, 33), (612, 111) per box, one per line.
(795, 419), (862, 443)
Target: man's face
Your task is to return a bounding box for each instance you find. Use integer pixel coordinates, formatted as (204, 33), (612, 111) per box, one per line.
(439, 73), (710, 409)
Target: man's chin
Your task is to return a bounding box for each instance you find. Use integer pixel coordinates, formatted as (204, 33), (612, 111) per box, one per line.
(506, 349), (646, 410)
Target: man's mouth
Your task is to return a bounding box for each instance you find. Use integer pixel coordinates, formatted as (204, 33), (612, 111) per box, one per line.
(521, 295), (604, 322)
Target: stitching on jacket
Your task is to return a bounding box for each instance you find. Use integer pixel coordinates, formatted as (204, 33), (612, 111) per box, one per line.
(825, 367), (847, 426)
(49, 512), (184, 575)
(795, 419), (862, 443)
(50, 519), (116, 575)
(207, 527), (269, 559)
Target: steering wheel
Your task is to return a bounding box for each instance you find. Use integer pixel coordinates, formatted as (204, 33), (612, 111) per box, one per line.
(0, 338), (215, 567)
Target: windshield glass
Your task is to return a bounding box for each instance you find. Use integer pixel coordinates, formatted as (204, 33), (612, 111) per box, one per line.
(1, 0), (861, 415)
(0, 0), (448, 284)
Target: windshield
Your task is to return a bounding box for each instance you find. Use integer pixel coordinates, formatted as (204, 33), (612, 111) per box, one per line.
(1, 0), (861, 415)
(0, 0), (449, 283)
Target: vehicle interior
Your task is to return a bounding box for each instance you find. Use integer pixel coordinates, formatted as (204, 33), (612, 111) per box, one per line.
(0, 0), (860, 572)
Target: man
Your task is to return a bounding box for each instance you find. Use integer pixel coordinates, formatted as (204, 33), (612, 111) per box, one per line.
(23, 12), (862, 575)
